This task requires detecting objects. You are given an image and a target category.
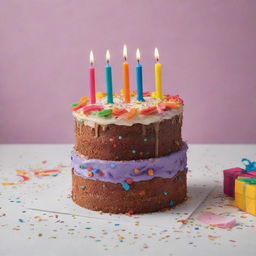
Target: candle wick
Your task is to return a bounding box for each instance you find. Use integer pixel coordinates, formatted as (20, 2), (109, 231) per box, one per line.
(124, 57), (127, 61)
(107, 60), (109, 65)
(137, 59), (140, 64)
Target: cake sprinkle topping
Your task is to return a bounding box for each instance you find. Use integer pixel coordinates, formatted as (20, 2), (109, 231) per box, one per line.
(72, 92), (183, 127)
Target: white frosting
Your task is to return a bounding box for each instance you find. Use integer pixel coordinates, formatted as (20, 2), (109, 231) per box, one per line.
(72, 95), (183, 127)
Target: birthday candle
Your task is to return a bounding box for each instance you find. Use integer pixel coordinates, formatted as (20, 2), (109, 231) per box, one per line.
(154, 48), (162, 99)
(123, 45), (130, 103)
(89, 50), (96, 104)
(136, 48), (144, 102)
(105, 50), (113, 104)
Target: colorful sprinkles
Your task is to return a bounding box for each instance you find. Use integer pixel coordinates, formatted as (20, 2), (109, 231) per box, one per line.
(121, 182), (130, 191)
(72, 92), (183, 121)
(147, 169), (154, 176)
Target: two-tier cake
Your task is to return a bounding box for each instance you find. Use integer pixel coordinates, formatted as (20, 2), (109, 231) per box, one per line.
(71, 92), (188, 214)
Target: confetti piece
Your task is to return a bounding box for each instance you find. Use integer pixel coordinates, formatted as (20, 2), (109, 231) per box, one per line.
(18, 218), (24, 223)
(169, 201), (174, 206)
(143, 91), (151, 97)
(158, 102), (180, 110)
(133, 168), (140, 174)
(97, 109), (112, 117)
(34, 169), (61, 177)
(126, 178), (134, 184)
(18, 175), (30, 182)
(72, 101), (87, 111)
(16, 170), (28, 175)
(112, 108), (128, 117)
(197, 212), (236, 229)
(80, 96), (89, 103)
(96, 92), (106, 99)
(127, 209), (134, 215)
(147, 169), (154, 176)
(88, 171), (93, 177)
(121, 182), (130, 191)
(92, 169), (100, 174)
(34, 216), (43, 222)
(166, 94), (184, 104)
(140, 106), (157, 115)
(208, 235), (220, 241)
(98, 171), (104, 176)
(177, 219), (188, 224)
(1, 182), (20, 186)
(83, 105), (103, 115)
(117, 234), (124, 242)
(124, 108), (137, 120)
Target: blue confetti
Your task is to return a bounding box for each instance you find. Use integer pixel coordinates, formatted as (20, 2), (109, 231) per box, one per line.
(169, 201), (174, 206)
(18, 218), (24, 223)
(118, 136), (122, 140)
(121, 182), (130, 191)
(110, 163), (117, 168)
(163, 192), (168, 196)
(92, 169), (100, 174)
(80, 185), (86, 189)
(80, 165), (86, 169)
(131, 150), (137, 154)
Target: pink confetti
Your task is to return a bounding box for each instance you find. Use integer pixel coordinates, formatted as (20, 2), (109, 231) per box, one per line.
(18, 175), (30, 182)
(197, 211), (236, 229)
(34, 169), (61, 177)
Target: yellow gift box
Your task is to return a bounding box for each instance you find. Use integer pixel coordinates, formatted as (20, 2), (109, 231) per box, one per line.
(235, 178), (256, 216)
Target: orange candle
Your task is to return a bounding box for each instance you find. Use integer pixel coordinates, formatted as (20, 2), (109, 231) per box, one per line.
(123, 45), (130, 103)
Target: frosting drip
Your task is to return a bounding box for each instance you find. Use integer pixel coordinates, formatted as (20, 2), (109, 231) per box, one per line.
(72, 144), (188, 184)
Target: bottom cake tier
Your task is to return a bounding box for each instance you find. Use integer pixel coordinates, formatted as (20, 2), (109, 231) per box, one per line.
(71, 144), (188, 214)
(72, 170), (187, 214)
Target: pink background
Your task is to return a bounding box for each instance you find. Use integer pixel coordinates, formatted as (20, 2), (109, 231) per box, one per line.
(0, 0), (255, 144)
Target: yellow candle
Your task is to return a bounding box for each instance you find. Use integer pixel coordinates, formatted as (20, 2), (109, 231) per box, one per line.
(123, 45), (130, 103)
(154, 48), (162, 99)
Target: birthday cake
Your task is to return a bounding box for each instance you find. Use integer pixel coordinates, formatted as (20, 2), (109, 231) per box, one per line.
(71, 92), (188, 214)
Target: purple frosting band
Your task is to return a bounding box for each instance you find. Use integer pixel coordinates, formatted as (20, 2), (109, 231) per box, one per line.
(71, 144), (188, 184)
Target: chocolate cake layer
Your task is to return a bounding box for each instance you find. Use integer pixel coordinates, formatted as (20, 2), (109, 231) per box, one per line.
(72, 169), (187, 214)
(74, 115), (183, 161)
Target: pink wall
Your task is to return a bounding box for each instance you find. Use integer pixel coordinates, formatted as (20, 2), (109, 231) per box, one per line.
(0, 0), (255, 144)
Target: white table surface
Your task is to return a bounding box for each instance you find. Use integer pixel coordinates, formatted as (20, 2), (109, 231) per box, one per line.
(0, 144), (256, 256)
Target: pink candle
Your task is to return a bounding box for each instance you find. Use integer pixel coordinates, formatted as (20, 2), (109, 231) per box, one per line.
(89, 50), (96, 104)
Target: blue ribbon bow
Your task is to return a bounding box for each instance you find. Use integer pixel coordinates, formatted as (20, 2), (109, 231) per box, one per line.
(242, 158), (256, 172)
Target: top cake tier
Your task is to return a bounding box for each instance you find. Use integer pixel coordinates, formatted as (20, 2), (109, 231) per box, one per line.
(72, 92), (184, 161)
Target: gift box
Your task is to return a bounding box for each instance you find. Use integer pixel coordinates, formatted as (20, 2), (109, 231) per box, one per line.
(235, 178), (256, 216)
(223, 159), (256, 198)
(223, 168), (244, 198)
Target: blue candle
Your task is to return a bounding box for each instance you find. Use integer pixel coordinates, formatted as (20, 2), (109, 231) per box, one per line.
(105, 50), (113, 104)
(136, 48), (144, 101)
